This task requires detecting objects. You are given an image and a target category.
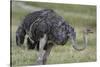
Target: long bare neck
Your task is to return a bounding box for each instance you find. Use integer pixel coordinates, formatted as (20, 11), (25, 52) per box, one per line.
(83, 31), (88, 49)
(70, 31), (88, 51)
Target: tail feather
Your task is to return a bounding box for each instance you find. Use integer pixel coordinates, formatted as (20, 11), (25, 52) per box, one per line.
(16, 26), (26, 46)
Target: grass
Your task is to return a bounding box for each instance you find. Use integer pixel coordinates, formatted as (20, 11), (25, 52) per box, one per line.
(11, 1), (96, 67)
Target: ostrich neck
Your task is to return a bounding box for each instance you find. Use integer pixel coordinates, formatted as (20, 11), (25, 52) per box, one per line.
(83, 32), (88, 48)
(71, 32), (88, 51)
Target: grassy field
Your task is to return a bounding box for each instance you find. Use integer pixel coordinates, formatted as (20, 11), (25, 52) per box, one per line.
(11, 1), (96, 67)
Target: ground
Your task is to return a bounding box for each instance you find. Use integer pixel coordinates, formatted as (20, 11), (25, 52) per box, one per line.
(11, 1), (96, 66)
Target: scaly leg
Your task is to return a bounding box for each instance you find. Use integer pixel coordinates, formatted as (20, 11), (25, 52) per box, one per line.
(36, 34), (47, 65)
(43, 43), (53, 64)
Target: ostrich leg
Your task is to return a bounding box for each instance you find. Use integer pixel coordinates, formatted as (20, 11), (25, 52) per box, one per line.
(36, 34), (47, 65)
(43, 43), (53, 64)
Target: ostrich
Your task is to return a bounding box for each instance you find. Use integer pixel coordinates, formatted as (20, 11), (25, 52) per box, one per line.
(16, 9), (93, 65)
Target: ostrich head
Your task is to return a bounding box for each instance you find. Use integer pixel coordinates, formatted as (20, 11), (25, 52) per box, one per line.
(83, 28), (93, 34)
(68, 27), (93, 51)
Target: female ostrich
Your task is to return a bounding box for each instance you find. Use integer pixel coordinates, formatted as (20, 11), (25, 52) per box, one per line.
(16, 9), (93, 65)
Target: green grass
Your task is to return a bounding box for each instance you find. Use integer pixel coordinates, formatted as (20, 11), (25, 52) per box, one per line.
(11, 1), (96, 67)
